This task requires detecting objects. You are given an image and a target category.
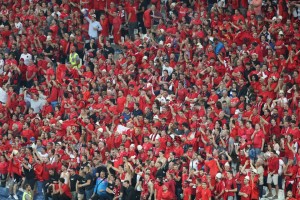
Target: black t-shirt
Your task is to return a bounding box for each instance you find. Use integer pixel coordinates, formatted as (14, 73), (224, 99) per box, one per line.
(48, 173), (59, 184)
(78, 176), (86, 194)
(69, 174), (79, 192)
(155, 168), (166, 178)
(103, 45), (114, 58)
(85, 173), (94, 190)
(23, 164), (35, 179)
(137, 0), (150, 19)
(107, 182), (115, 197)
(44, 45), (54, 59)
(122, 186), (134, 200)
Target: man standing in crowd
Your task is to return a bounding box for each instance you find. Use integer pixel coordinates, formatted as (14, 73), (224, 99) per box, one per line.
(122, 180), (134, 200)
(266, 151), (280, 199)
(91, 171), (108, 200)
(84, 14), (103, 40)
(238, 176), (251, 200)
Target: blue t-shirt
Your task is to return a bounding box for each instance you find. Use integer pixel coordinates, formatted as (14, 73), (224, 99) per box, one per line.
(94, 178), (108, 195)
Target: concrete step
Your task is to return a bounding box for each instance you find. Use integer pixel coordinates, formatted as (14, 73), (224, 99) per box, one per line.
(0, 186), (45, 200)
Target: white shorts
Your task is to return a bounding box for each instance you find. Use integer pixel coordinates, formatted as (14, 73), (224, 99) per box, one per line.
(267, 174), (278, 185)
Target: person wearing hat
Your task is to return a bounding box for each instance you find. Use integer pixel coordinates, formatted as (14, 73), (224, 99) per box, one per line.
(215, 173), (225, 199)
(238, 176), (251, 200)
(84, 13), (102, 40)
(274, 30), (286, 57)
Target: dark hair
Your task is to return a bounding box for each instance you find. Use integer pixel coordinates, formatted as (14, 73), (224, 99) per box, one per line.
(59, 178), (65, 183)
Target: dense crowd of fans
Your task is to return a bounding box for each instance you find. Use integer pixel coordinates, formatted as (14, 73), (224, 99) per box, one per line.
(0, 0), (300, 200)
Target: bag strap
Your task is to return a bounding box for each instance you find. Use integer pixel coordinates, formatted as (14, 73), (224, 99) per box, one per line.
(95, 177), (107, 194)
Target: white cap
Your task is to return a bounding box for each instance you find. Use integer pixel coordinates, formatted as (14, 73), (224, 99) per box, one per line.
(216, 173), (222, 179)
(70, 34), (75, 38)
(278, 30), (284, 35)
(272, 17), (277, 21)
(46, 36), (52, 41)
(153, 115), (160, 120)
(137, 145), (143, 151)
(130, 144), (135, 148)
(170, 2), (176, 8)
(58, 120), (63, 124)
(160, 29), (164, 33)
(159, 41), (164, 45)
(252, 169), (258, 174)
(197, 43), (203, 48)
(224, 162), (230, 167)
(278, 15), (282, 20)
(12, 150), (19, 155)
(245, 176), (250, 180)
(98, 128), (103, 133)
(142, 56), (148, 60)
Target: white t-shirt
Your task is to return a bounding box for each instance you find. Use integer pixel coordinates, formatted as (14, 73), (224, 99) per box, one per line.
(24, 94), (47, 113)
(0, 87), (7, 103)
(278, 159), (285, 175)
(38, 152), (49, 159)
(15, 22), (23, 34)
(162, 65), (173, 76)
(149, 133), (160, 141)
(189, 159), (199, 170)
(52, 11), (61, 17)
(0, 59), (4, 68)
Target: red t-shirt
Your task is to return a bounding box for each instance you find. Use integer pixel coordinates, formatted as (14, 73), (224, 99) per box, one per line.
(183, 186), (192, 200)
(62, 184), (72, 198)
(26, 64), (38, 79)
(161, 190), (173, 200)
(225, 178), (237, 197)
(239, 184), (251, 200)
(253, 130), (265, 149)
(127, 7), (137, 23)
(201, 188), (212, 200)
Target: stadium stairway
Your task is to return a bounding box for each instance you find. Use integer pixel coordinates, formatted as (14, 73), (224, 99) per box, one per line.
(0, 181), (45, 200)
